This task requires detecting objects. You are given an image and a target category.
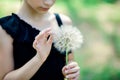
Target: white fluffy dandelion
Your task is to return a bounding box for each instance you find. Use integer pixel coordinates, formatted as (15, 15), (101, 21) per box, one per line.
(52, 25), (83, 53)
(52, 25), (83, 64)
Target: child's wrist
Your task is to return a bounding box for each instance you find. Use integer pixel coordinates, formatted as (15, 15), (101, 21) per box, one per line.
(35, 53), (46, 63)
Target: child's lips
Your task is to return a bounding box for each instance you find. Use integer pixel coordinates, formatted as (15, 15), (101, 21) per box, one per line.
(40, 7), (49, 11)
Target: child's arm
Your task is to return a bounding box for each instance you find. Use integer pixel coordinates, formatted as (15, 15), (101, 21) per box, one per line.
(0, 26), (14, 80)
(0, 26), (53, 80)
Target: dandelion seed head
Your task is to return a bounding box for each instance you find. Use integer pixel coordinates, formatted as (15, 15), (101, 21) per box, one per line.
(52, 25), (83, 54)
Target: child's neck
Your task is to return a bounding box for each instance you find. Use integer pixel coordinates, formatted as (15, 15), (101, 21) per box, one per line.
(17, 2), (55, 31)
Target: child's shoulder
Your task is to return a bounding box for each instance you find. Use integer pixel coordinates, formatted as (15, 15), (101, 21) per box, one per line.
(58, 13), (72, 25)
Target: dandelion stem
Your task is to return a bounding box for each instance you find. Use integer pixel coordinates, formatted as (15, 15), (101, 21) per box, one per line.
(65, 48), (69, 65)
(65, 49), (69, 80)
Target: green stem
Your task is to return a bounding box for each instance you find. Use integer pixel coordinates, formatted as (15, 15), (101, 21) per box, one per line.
(65, 49), (69, 80)
(65, 48), (69, 65)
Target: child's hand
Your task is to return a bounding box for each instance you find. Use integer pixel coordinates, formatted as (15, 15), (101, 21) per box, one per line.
(33, 28), (53, 62)
(62, 61), (80, 80)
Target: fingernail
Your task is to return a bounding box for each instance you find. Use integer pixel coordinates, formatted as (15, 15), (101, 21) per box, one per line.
(66, 76), (68, 78)
(48, 27), (52, 29)
(66, 66), (69, 69)
(65, 70), (67, 73)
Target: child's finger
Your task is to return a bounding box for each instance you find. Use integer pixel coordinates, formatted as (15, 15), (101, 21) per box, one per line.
(33, 39), (38, 49)
(47, 35), (53, 45)
(65, 66), (80, 74)
(35, 28), (51, 40)
(67, 62), (78, 69)
(72, 76), (79, 80)
(62, 65), (69, 77)
(44, 31), (52, 39)
(66, 70), (79, 79)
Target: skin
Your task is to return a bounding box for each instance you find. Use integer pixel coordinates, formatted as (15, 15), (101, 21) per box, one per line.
(0, 0), (80, 80)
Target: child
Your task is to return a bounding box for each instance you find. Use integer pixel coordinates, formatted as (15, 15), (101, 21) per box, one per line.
(0, 0), (80, 80)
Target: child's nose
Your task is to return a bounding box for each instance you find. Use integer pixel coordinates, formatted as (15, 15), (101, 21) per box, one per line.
(44, 0), (54, 7)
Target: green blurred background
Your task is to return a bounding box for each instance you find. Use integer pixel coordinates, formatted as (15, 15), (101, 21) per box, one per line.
(0, 0), (120, 80)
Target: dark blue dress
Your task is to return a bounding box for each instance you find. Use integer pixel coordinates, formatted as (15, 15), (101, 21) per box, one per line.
(0, 13), (66, 80)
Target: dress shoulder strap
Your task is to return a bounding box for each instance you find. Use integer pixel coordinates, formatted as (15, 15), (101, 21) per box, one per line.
(54, 13), (63, 27)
